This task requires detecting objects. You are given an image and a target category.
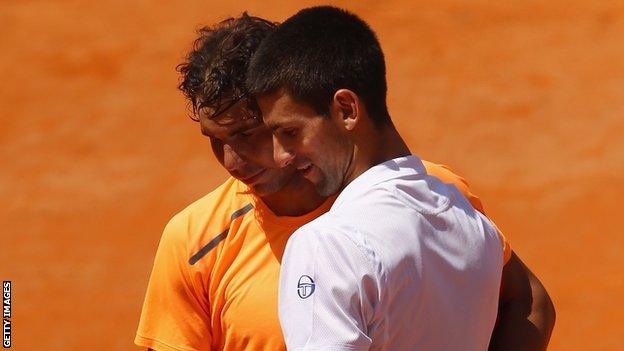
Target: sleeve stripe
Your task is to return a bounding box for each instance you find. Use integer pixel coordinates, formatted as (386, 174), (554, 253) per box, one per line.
(188, 203), (254, 265)
(229, 203), (254, 220)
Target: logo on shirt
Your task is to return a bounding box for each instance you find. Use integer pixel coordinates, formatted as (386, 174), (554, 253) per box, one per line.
(297, 275), (315, 299)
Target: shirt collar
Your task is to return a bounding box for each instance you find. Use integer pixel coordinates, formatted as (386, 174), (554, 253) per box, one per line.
(332, 155), (426, 210)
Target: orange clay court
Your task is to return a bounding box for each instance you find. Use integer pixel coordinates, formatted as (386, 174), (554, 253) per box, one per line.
(1, 1), (623, 350)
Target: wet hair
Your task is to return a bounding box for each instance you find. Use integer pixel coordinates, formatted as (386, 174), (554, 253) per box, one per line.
(246, 6), (391, 127)
(177, 13), (276, 120)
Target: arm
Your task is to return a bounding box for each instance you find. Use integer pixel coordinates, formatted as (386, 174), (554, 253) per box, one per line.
(489, 251), (556, 351)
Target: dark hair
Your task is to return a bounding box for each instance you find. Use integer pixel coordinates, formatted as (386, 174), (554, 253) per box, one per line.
(246, 6), (391, 127)
(177, 13), (276, 120)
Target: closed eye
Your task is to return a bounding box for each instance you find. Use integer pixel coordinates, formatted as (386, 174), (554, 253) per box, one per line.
(234, 126), (260, 138)
(280, 128), (298, 138)
(231, 119), (265, 139)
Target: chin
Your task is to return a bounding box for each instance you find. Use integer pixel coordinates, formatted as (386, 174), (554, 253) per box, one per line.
(250, 181), (282, 197)
(315, 177), (341, 197)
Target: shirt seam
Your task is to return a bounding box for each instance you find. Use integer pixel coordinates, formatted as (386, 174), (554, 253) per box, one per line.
(302, 226), (377, 348)
(303, 233), (321, 348)
(310, 221), (378, 275)
(389, 183), (452, 216)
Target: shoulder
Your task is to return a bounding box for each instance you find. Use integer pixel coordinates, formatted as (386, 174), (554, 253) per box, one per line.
(160, 177), (252, 256)
(421, 159), (486, 213)
(287, 214), (373, 265)
(291, 214), (354, 241)
(176, 177), (247, 220)
(421, 159), (471, 188)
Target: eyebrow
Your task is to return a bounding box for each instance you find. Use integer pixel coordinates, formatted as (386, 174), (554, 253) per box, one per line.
(209, 120), (262, 139)
(267, 120), (295, 133)
(213, 115), (237, 126)
(229, 126), (247, 135)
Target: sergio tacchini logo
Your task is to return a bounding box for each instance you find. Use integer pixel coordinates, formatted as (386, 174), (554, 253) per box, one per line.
(297, 275), (315, 299)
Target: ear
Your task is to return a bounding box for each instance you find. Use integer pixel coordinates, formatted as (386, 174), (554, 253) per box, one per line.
(331, 89), (360, 131)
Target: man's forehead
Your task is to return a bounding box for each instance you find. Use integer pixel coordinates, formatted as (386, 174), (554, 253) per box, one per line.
(199, 109), (262, 136)
(211, 113), (238, 126)
(198, 106), (237, 126)
(258, 91), (315, 128)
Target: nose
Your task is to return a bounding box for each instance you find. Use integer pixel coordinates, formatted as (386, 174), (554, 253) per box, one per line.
(273, 135), (295, 168)
(222, 143), (246, 173)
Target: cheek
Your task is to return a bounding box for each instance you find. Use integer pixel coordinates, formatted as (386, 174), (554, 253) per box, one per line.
(318, 137), (350, 173)
(303, 127), (342, 162)
(210, 138), (225, 166)
(248, 131), (276, 164)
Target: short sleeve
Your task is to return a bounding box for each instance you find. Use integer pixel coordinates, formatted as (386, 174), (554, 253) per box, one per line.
(135, 214), (212, 351)
(278, 227), (379, 351)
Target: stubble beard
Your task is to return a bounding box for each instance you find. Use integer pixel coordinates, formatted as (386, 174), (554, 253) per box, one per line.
(315, 166), (343, 197)
(314, 141), (353, 198)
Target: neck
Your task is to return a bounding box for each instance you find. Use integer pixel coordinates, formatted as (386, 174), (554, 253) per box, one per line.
(260, 176), (327, 217)
(343, 121), (411, 187)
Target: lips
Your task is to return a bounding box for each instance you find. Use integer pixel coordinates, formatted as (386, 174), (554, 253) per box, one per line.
(296, 162), (313, 177)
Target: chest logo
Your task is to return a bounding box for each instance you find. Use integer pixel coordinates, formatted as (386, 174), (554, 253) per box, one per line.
(297, 275), (315, 299)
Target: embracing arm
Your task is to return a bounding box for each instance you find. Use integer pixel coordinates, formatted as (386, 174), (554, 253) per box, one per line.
(489, 251), (556, 351)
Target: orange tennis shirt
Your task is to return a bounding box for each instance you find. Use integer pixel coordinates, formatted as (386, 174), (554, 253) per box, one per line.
(135, 161), (511, 351)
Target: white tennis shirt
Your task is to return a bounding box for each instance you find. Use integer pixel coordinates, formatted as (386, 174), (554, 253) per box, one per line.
(278, 156), (504, 350)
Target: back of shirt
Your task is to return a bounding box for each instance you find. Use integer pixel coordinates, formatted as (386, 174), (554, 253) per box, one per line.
(278, 156), (503, 350)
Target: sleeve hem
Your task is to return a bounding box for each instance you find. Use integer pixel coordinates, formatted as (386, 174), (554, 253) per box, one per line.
(134, 334), (200, 351)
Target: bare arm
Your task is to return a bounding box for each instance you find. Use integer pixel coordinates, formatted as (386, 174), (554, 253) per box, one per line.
(489, 251), (556, 351)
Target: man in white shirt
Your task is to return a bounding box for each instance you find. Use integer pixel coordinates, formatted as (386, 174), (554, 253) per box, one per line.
(247, 6), (511, 350)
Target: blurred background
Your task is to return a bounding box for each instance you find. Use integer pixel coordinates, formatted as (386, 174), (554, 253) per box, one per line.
(1, 0), (623, 350)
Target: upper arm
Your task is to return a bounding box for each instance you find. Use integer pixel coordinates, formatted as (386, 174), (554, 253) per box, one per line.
(135, 215), (213, 351)
(499, 251), (555, 316)
(278, 228), (378, 350)
(490, 251), (556, 351)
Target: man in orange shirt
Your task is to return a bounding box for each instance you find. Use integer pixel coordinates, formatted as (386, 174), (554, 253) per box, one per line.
(135, 13), (555, 351)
